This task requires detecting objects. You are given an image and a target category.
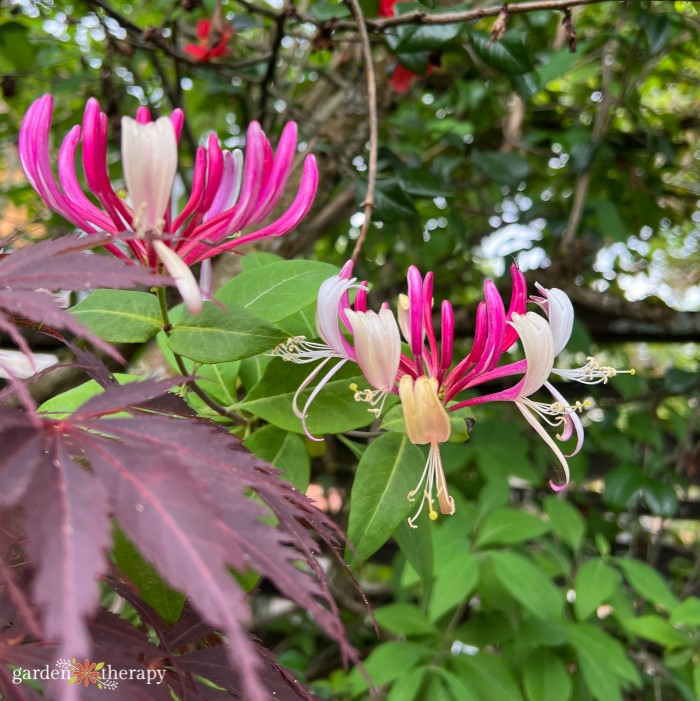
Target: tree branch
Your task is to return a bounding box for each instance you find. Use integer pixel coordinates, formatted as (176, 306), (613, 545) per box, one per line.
(348, 0), (378, 263)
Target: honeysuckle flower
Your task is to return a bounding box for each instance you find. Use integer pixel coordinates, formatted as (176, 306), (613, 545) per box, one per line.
(19, 95), (318, 313)
(0, 349), (57, 380)
(270, 261), (401, 440)
(399, 375), (453, 528)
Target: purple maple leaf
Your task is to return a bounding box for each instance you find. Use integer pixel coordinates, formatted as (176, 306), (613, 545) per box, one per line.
(0, 379), (355, 701)
(0, 234), (169, 366)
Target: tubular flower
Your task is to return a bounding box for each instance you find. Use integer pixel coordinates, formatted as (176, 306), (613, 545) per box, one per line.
(19, 95), (319, 312)
(270, 261), (401, 440)
(385, 264), (525, 524)
(400, 375), (453, 528)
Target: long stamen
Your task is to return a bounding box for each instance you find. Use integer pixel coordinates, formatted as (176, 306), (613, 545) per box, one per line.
(553, 356), (636, 385)
(298, 358), (349, 442)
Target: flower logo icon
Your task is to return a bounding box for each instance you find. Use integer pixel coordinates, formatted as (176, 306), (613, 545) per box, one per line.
(68, 658), (104, 688)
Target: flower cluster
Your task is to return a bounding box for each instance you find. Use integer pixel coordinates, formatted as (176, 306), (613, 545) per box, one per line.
(275, 263), (634, 527)
(19, 95), (318, 313)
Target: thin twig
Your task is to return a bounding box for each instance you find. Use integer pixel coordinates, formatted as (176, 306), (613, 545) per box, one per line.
(348, 0), (378, 263)
(156, 288), (249, 426)
(172, 352), (250, 425)
(258, 4), (288, 126)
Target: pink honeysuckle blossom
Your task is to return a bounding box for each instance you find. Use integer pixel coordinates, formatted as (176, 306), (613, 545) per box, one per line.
(19, 95), (319, 313)
(270, 261), (401, 441)
(399, 374), (453, 528)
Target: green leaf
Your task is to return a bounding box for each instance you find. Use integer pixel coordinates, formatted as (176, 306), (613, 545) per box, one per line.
(593, 199), (627, 242)
(71, 290), (162, 343)
(475, 480), (509, 520)
(360, 179), (418, 222)
(398, 168), (451, 197)
(112, 526), (185, 624)
(472, 150), (530, 186)
(544, 497), (586, 552)
(38, 375), (141, 419)
(244, 425), (310, 490)
(382, 404), (473, 443)
(309, 0), (351, 20)
(386, 3), (464, 52)
(574, 559), (621, 621)
(475, 507), (548, 548)
(346, 433), (425, 564)
(642, 481), (679, 517)
(523, 651), (572, 701)
(614, 558), (678, 610)
(240, 251), (283, 271)
(395, 518), (434, 600)
(623, 615), (688, 649)
(217, 259), (338, 325)
(428, 550), (480, 622)
(375, 603), (437, 637)
(603, 466), (645, 510)
(670, 597), (700, 627)
(640, 11), (671, 55)
(0, 22), (36, 71)
(470, 30), (535, 75)
(350, 642), (430, 694)
(387, 667), (428, 701)
(237, 360), (391, 435)
(167, 302), (287, 363)
(432, 668), (479, 701)
(565, 622), (641, 696)
(452, 654), (525, 701)
(537, 48), (583, 86)
(489, 551), (563, 620)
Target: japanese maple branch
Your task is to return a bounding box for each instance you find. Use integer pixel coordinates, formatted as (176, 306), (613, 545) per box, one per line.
(348, 0), (378, 263)
(156, 288), (249, 426)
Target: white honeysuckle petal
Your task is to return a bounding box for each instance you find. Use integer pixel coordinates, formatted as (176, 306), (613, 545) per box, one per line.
(153, 241), (203, 314)
(510, 312), (555, 398)
(543, 287), (574, 356)
(316, 276), (355, 357)
(345, 308), (400, 392)
(0, 349), (58, 379)
(397, 293), (412, 345)
(229, 149), (244, 208)
(121, 116), (178, 230)
(516, 400), (570, 491)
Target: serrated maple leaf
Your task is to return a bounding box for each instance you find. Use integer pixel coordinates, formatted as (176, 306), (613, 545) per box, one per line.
(0, 234), (169, 365)
(0, 379), (355, 701)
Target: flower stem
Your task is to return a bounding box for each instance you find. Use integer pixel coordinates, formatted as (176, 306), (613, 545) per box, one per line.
(154, 287), (249, 426)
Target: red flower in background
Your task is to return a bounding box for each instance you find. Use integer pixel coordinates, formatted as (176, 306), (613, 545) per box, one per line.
(378, 0), (432, 92)
(184, 18), (234, 61)
(378, 0), (397, 17)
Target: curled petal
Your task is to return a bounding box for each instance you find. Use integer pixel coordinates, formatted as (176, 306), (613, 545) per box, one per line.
(515, 400), (570, 491)
(153, 241), (203, 314)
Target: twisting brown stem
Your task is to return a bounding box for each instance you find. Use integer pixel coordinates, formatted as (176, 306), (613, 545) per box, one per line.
(348, 0), (378, 263)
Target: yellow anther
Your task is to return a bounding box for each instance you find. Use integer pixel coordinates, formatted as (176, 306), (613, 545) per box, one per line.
(584, 399), (592, 408)
(349, 383), (358, 391)
(429, 510), (438, 521)
(630, 369), (636, 376)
